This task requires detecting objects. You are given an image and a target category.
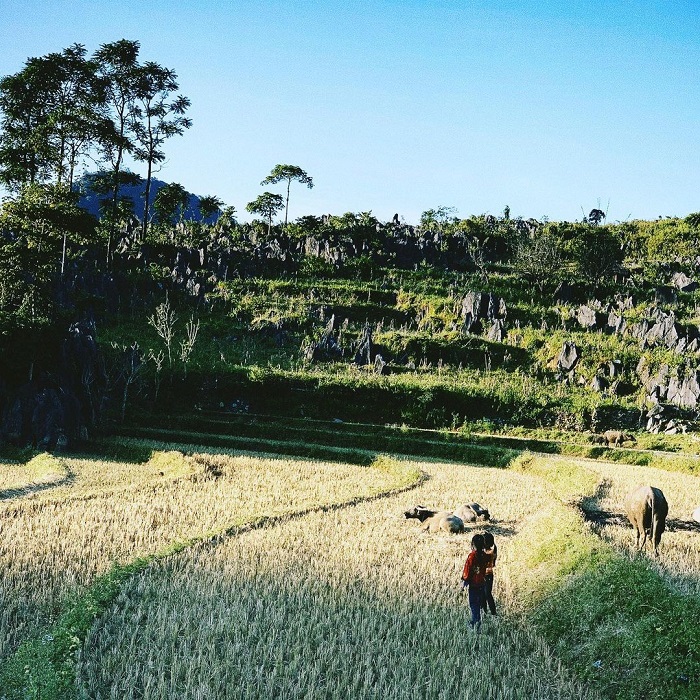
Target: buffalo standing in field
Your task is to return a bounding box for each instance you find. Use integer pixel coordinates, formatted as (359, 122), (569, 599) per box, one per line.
(604, 430), (637, 447)
(403, 505), (465, 534)
(624, 485), (669, 556)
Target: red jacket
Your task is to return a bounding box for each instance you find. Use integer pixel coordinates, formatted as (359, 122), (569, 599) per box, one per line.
(484, 544), (497, 575)
(462, 550), (486, 587)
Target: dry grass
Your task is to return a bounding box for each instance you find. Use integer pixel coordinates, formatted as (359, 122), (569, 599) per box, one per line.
(77, 460), (598, 700)
(0, 445), (411, 663)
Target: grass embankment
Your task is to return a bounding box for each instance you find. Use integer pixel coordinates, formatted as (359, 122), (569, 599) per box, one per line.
(511, 453), (700, 700)
(119, 414), (521, 467)
(0, 452), (69, 497)
(0, 451), (420, 700)
(125, 411), (700, 475)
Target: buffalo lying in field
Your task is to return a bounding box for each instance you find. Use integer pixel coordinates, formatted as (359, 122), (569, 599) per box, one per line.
(603, 430), (637, 447)
(403, 505), (465, 534)
(624, 485), (668, 555)
(453, 502), (491, 523)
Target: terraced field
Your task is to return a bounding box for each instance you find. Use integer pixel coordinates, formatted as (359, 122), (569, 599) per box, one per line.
(76, 459), (595, 700)
(0, 428), (698, 700)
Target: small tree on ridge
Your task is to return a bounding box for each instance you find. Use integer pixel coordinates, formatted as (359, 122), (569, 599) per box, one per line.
(260, 164), (313, 228)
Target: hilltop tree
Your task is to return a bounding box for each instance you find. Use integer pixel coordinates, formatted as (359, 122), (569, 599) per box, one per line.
(514, 227), (564, 293)
(260, 164), (313, 228)
(0, 44), (108, 190)
(198, 194), (224, 222)
(573, 225), (623, 287)
(130, 62), (192, 239)
(153, 182), (189, 226)
(94, 39), (141, 261)
(246, 192), (284, 236)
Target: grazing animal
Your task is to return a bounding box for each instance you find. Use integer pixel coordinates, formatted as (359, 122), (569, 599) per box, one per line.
(624, 485), (669, 555)
(692, 506), (700, 524)
(404, 505), (465, 533)
(454, 502), (491, 523)
(604, 430), (637, 447)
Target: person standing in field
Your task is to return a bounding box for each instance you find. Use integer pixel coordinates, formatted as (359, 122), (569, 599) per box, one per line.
(461, 533), (487, 631)
(481, 531), (497, 616)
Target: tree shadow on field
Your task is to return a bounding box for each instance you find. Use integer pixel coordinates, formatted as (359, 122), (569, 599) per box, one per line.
(0, 470), (74, 501)
(580, 477), (612, 513)
(470, 520), (517, 539)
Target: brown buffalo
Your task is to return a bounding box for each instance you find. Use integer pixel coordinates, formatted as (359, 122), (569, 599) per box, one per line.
(604, 430), (637, 447)
(404, 505), (465, 534)
(453, 502), (491, 523)
(624, 485), (668, 555)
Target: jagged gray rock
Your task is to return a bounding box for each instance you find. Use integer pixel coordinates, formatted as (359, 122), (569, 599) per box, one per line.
(629, 309), (700, 355)
(645, 402), (694, 433)
(608, 360), (623, 378)
(671, 271), (698, 292)
(374, 354), (388, 375)
(667, 370), (700, 409)
(557, 341), (579, 373)
(353, 324), (373, 366)
(577, 305), (600, 330)
(607, 311), (626, 334)
(590, 375), (607, 392)
(303, 315), (343, 363)
(460, 291), (507, 334)
(487, 318), (506, 342)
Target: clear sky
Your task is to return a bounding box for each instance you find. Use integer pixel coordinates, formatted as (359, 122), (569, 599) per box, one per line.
(2, 0), (699, 224)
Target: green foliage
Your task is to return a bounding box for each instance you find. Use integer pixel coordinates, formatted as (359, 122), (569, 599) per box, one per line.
(0, 183), (95, 331)
(246, 191), (284, 234)
(571, 225), (624, 286)
(198, 194), (224, 221)
(514, 226), (565, 292)
(0, 43), (107, 190)
(153, 181), (188, 225)
(130, 62), (192, 238)
(260, 163), (314, 227)
(533, 556), (700, 700)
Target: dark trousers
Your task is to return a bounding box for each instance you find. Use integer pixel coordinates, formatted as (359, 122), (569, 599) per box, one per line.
(467, 584), (484, 629)
(482, 574), (496, 615)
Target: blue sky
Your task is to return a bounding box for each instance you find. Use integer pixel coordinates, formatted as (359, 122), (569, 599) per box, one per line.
(2, 0), (699, 223)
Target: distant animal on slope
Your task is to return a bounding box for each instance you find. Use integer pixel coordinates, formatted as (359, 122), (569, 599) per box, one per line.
(403, 505), (465, 534)
(604, 430), (637, 447)
(454, 502), (491, 523)
(624, 485), (669, 555)
(692, 506), (700, 524)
